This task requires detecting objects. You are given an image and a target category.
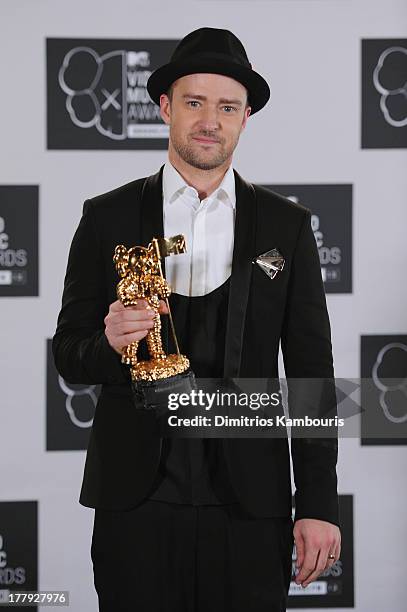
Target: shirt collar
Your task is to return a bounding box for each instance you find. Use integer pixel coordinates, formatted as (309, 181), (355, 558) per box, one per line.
(162, 158), (236, 209)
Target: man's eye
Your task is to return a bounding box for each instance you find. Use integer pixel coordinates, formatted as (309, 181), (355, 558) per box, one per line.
(187, 101), (200, 107)
(223, 106), (236, 113)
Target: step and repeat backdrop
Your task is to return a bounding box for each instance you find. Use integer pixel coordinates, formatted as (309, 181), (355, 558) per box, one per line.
(1, 1), (406, 611)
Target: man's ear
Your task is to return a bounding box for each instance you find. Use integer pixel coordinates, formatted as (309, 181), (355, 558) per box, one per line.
(241, 107), (252, 130)
(160, 93), (171, 125)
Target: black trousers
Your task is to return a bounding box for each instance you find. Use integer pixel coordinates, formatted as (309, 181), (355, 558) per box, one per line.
(91, 499), (294, 612)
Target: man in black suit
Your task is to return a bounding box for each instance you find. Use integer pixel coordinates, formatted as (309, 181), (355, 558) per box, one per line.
(53, 27), (341, 612)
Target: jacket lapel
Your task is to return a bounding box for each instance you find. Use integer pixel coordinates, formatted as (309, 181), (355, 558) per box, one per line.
(223, 170), (257, 377)
(139, 164), (169, 353)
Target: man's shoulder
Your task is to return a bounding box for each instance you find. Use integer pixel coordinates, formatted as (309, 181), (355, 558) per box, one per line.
(84, 174), (151, 214)
(84, 170), (160, 214)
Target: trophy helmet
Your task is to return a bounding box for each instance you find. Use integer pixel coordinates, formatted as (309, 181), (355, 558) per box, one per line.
(128, 245), (158, 274)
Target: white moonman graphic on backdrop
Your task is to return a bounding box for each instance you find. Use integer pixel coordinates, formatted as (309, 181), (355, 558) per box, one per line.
(58, 376), (97, 428)
(373, 46), (407, 127)
(372, 343), (407, 424)
(58, 46), (126, 139)
(58, 46), (157, 140)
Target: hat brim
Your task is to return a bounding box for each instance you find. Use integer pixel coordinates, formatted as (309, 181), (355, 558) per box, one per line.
(146, 58), (270, 115)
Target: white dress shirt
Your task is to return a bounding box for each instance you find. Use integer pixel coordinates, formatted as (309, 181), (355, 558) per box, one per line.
(162, 159), (236, 297)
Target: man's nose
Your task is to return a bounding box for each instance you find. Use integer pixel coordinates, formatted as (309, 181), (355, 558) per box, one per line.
(197, 106), (221, 131)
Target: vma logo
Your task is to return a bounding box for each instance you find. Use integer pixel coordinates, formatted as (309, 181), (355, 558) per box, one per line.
(362, 39), (407, 148)
(46, 339), (100, 451)
(361, 335), (407, 445)
(263, 184), (352, 293)
(47, 38), (179, 150)
(288, 495), (354, 608)
(0, 186), (38, 297)
(0, 501), (38, 608)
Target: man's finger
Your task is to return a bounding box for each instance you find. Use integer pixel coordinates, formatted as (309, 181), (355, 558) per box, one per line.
(117, 308), (156, 322)
(109, 299), (126, 312)
(116, 330), (150, 345)
(295, 547), (319, 585)
(323, 547), (337, 572)
(294, 533), (305, 569)
(158, 299), (169, 314)
(301, 549), (329, 587)
(333, 541), (341, 561)
(323, 537), (340, 571)
(111, 320), (155, 335)
(125, 299), (150, 310)
(110, 298), (150, 312)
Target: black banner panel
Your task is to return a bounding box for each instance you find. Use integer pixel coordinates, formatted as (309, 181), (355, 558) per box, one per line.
(47, 38), (179, 150)
(46, 339), (100, 451)
(0, 502), (38, 610)
(361, 335), (407, 445)
(362, 39), (407, 149)
(0, 186), (38, 297)
(264, 184), (352, 294)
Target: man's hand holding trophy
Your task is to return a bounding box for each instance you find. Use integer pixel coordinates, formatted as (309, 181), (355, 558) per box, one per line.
(109, 235), (197, 417)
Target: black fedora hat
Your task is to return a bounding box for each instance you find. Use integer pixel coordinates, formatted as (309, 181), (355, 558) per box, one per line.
(146, 27), (270, 115)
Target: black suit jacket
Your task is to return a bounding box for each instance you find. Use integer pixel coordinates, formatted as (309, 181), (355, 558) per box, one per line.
(52, 165), (340, 527)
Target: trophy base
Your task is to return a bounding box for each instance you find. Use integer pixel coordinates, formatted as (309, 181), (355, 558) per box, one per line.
(130, 353), (190, 382)
(131, 367), (197, 417)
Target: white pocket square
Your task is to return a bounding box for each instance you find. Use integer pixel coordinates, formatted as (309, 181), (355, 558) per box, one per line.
(253, 248), (285, 280)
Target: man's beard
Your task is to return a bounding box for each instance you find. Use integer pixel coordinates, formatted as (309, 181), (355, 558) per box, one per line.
(170, 130), (239, 170)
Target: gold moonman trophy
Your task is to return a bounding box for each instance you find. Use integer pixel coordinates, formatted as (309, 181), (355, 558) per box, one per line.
(113, 235), (196, 412)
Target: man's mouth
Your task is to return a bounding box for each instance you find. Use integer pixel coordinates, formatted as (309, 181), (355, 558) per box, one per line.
(192, 136), (220, 144)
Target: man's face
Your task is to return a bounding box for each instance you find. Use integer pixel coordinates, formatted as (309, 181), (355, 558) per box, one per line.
(160, 73), (251, 170)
